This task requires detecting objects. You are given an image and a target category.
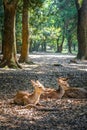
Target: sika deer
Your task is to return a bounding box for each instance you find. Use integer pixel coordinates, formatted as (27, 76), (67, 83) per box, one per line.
(40, 81), (65, 100)
(14, 80), (45, 106)
(57, 77), (87, 98)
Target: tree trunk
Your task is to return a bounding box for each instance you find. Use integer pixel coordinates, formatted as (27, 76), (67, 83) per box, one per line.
(0, 0), (21, 68)
(77, 0), (87, 59)
(67, 37), (72, 54)
(56, 35), (64, 53)
(56, 40), (63, 53)
(29, 40), (32, 52)
(73, 44), (76, 51)
(43, 42), (46, 52)
(19, 0), (30, 63)
(1, 25), (4, 54)
(57, 44), (63, 53)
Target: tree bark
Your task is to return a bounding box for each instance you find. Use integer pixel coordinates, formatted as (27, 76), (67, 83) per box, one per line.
(77, 0), (87, 59)
(0, 0), (21, 68)
(67, 36), (72, 54)
(56, 39), (62, 53)
(19, 0), (30, 63)
(1, 25), (4, 54)
(56, 35), (64, 53)
(43, 42), (46, 52)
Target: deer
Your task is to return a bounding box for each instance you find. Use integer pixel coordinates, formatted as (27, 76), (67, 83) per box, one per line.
(13, 80), (46, 108)
(57, 77), (87, 99)
(13, 80), (66, 110)
(40, 84), (65, 100)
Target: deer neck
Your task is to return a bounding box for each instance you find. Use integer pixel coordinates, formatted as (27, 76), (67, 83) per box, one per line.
(59, 82), (70, 90)
(57, 85), (65, 98)
(31, 90), (41, 104)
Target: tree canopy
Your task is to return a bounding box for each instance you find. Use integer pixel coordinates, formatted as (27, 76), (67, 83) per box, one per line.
(0, 0), (87, 68)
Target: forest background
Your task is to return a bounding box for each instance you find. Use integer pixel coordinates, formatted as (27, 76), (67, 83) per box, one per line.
(0, 1), (87, 129)
(0, 0), (87, 68)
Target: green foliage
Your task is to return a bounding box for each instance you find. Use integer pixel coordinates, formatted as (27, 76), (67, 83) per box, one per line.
(16, 13), (22, 46)
(29, 0), (78, 52)
(28, 0), (45, 8)
(0, 0), (78, 53)
(78, 0), (83, 7)
(16, 0), (45, 46)
(17, 0), (45, 10)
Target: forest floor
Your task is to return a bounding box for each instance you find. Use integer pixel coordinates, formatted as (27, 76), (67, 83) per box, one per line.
(0, 52), (87, 130)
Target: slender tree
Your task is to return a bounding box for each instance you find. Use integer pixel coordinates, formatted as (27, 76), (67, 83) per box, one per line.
(76, 0), (87, 59)
(0, 0), (4, 54)
(19, 0), (45, 63)
(0, 0), (21, 68)
(56, 34), (64, 53)
(19, 0), (30, 63)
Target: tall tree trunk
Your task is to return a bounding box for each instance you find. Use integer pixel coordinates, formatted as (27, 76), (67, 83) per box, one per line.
(73, 44), (76, 51)
(56, 39), (62, 53)
(43, 42), (46, 52)
(1, 25), (4, 54)
(56, 35), (64, 53)
(57, 44), (63, 53)
(77, 0), (87, 59)
(19, 0), (30, 63)
(67, 36), (72, 54)
(56, 38), (59, 52)
(0, 0), (21, 68)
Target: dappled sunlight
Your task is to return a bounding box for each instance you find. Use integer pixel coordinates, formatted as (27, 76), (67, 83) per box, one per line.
(67, 63), (87, 71)
(30, 53), (76, 65)
(0, 0), (87, 128)
(0, 53), (87, 73)
(0, 53), (87, 129)
(0, 98), (87, 129)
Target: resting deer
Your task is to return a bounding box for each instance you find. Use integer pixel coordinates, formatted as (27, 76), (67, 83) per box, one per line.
(13, 80), (66, 110)
(40, 82), (65, 100)
(14, 80), (45, 107)
(14, 80), (60, 111)
(57, 77), (87, 98)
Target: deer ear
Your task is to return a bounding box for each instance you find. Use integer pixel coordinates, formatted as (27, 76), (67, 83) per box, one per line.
(57, 77), (69, 81)
(31, 80), (36, 86)
(57, 78), (60, 82)
(36, 80), (41, 85)
(36, 80), (45, 88)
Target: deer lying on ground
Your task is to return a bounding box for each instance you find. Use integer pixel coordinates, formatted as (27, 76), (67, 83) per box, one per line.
(40, 84), (65, 100)
(14, 80), (61, 111)
(14, 79), (65, 105)
(57, 77), (87, 98)
(14, 80), (45, 108)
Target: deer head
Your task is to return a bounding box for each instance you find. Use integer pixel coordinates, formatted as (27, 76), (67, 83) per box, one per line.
(57, 77), (70, 90)
(31, 80), (45, 94)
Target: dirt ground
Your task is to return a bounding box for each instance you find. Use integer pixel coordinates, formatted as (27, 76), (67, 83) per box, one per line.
(0, 53), (87, 130)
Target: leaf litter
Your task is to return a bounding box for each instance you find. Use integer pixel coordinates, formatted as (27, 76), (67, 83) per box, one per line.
(0, 53), (87, 130)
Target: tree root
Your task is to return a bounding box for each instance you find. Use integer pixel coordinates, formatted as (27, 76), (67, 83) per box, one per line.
(0, 60), (22, 69)
(19, 57), (34, 64)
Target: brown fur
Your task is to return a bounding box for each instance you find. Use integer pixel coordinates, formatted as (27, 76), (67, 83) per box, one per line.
(40, 85), (65, 100)
(14, 80), (45, 106)
(57, 77), (87, 98)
